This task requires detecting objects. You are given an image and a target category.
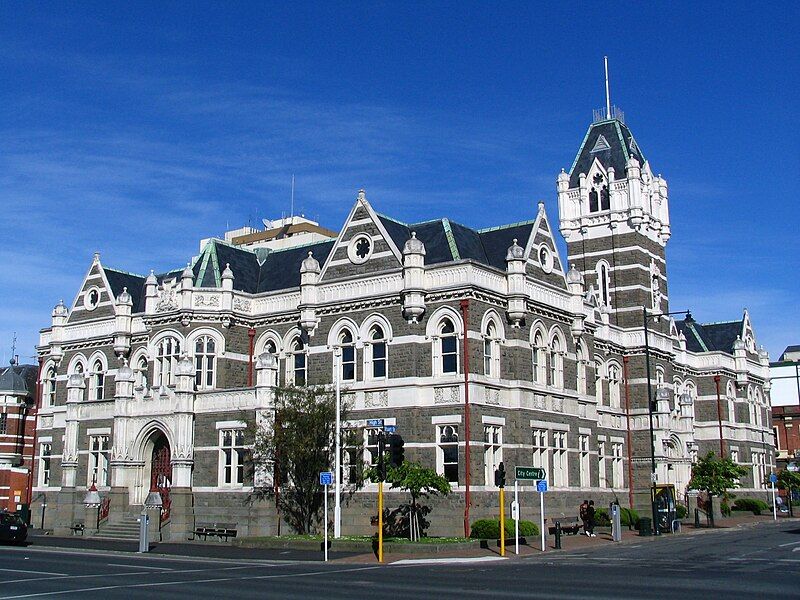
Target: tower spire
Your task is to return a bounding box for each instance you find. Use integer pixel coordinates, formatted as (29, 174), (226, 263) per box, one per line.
(604, 56), (611, 120)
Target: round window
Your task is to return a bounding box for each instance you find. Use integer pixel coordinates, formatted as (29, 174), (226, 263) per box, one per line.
(347, 233), (374, 265)
(84, 287), (101, 311)
(538, 245), (554, 274)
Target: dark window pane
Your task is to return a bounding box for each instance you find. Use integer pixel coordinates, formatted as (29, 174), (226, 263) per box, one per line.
(443, 446), (458, 463)
(443, 353), (457, 373)
(444, 464), (458, 483)
(373, 360), (386, 378)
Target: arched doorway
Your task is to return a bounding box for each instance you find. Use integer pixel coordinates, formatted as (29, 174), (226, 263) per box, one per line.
(149, 432), (172, 522)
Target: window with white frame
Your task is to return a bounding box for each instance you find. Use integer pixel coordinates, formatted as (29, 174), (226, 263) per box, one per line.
(549, 334), (564, 388)
(483, 321), (500, 378)
(338, 329), (356, 381)
(594, 360), (604, 405)
(39, 443), (52, 486)
(437, 425), (459, 483)
(366, 325), (387, 379)
(754, 389), (764, 427)
(730, 449), (739, 463)
(727, 382), (736, 424)
(194, 336), (217, 389)
(362, 427), (382, 482)
(596, 261), (611, 306)
(576, 342), (587, 395)
(532, 331), (546, 383)
(579, 434), (590, 488)
(682, 383), (696, 418)
(0, 413), (7, 435)
(72, 361), (85, 400)
(611, 442), (623, 488)
(552, 431), (568, 487)
(747, 387), (756, 425)
(88, 435), (110, 486)
(219, 428), (246, 486)
(288, 337), (306, 386)
(752, 450), (766, 488)
(436, 318), (459, 375)
(155, 337), (181, 387)
(532, 429), (549, 482)
(598, 440), (608, 488)
(135, 355), (149, 389)
(774, 428), (781, 451)
(43, 366), (56, 407)
(608, 363), (621, 409)
(89, 359), (105, 401)
(483, 425), (502, 485)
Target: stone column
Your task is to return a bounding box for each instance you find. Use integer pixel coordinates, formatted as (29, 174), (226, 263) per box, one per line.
(168, 355), (196, 541)
(109, 360), (135, 522)
(54, 374), (84, 535)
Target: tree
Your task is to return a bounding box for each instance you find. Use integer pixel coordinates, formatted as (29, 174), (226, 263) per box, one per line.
(384, 461), (451, 541)
(249, 385), (363, 534)
(776, 469), (800, 516)
(688, 451), (747, 523)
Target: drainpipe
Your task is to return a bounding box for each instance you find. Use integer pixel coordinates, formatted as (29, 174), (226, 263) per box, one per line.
(459, 299), (471, 538)
(622, 356), (634, 511)
(25, 357), (44, 524)
(247, 328), (256, 386)
(714, 375), (725, 457)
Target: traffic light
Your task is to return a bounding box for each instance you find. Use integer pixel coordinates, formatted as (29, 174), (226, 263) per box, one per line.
(377, 431), (387, 481)
(388, 433), (405, 468)
(494, 461), (506, 488)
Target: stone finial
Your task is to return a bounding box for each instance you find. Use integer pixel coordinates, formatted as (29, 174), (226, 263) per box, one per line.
(537, 201), (545, 213)
(182, 262), (193, 280)
(116, 286), (132, 305)
(505, 238), (525, 261)
(566, 264), (584, 285)
(115, 359), (134, 382)
(145, 270), (158, 285)
(52, 299), (68, 317)
(222, 263), (234, 280)
(300, 251), (321, 274)
(403, 231), (426, 255)
(357, 189), (366, 201)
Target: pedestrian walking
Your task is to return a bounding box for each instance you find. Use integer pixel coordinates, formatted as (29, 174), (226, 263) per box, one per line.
(580, 500), (589, 535)
(586, 500), (597, 537)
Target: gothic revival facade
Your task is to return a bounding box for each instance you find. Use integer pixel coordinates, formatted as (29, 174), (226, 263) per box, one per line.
(33, 114), (773, 539)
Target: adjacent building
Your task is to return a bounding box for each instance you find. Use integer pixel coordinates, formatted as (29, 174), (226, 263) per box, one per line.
(771, 346), (800, 471)
(31, 110), (773, 539)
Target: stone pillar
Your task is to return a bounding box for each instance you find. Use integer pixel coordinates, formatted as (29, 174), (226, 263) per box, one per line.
(505, 237), (526, 327)
(169, 355), (196, 541)
(402, 232), (426, 323)
(299, 252), (321, 336)
(110, 361), (136, 522)
(144, 270), (158, 314)
(56, 373), (83, 534)
(113, 288), (133, 357)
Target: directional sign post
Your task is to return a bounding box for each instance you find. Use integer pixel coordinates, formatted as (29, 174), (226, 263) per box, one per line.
(516, 466), (546, 481)
(319, 471), (333, 561)
(536, 479), (548, 552)
(514, 467), (548, 552)
(770, 473), (778, 521)
(513, 481), (520, 555)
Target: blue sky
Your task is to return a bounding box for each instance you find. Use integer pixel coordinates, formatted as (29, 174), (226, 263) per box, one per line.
(1, 2), (798, 363)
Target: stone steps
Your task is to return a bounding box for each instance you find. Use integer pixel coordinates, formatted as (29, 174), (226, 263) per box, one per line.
(95, 518), (141, 540)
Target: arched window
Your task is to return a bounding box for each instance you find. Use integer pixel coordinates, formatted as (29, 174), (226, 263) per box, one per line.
(155, 336), (181, 387)
(589, 188), (599, 212)
(595, 360), (604, 405)
(727, 382), (736, 424)
(588, 174), (609, 212)
(338, 329), (356, 382)
(71, 361), (85, 400)
(366, 324), (387, 379)
(608, 363), (621, 408)
(576, 342), (587, 395)
(89, 358), (105, 401)
(549, 334), (564, 388)
(682, 382), (696, 419)
(596, 261), (611, 307)
(532, 331), (546, 384)
(194, 336), (217, 389)
(436, 318), (459, 375)
(43, 366), (56, 407)
(483, 321), (500, 378)
(600, 185), (610, 211)
(288, 337), (306, 386)
(135, 355), (149, 389)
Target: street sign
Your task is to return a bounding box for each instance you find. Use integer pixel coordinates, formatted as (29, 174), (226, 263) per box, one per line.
(770, 473), (778, 484)
(384, 425), (397, 433)
(536, 480), (548, 493)
(367, 419), (385, 427)
(319, 471), (333, 486)
(511, 500), (519, 520)
(515, 466), (546, 480)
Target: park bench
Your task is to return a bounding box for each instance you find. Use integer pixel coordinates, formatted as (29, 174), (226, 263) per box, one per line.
(70, 522), (85, 536)
(191, 523), (238, 541)
(547, 520), (582, 536)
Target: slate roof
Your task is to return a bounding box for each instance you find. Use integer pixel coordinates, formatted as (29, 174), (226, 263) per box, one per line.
(676, 317), (743, 355)
(569, 119), (646, 187)
(778, 345), (800, 361)
(0, 362), (37, 396)
(377, 214), (536, 270)
(104, 268), (146, 312)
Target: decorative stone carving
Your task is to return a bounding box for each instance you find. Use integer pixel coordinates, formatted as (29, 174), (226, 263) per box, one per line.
(365, 390), (389, 408)
(194, 294), (220, 307)
(434, 386), (459, 404)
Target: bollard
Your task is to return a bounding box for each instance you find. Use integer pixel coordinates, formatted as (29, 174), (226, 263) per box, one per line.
(554, 520), (562, 550)
(694, 508), (700, 528)
(138, 511), (149, 553)
(611, 503), (622, 542)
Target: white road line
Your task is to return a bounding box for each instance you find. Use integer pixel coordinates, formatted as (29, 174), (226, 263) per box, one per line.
(106, 563), (173, 571)
(0, 564), (268, 585)
(392, 556), (506, 566)
(779, 540), (800, 547)
(0, 568), (67, 577)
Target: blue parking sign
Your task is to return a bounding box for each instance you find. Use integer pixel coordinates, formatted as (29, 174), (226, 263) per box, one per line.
(319, 471), (333, 486)
(536, 480), (548, 493)
(770, 473), (778, 484)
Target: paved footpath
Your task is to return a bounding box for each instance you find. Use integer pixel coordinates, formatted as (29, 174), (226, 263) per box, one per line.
(0, 519), (798, 598)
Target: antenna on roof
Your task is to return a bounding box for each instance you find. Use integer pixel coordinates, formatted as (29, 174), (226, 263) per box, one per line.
(10, 332), (17, 365)
(290, 174), (295, 219)
(604, 56), (611, 120)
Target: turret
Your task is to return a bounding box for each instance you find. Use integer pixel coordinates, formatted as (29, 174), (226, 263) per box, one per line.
(505, 238), (526, 327)
(144, 270), (158, 314)
(50, 300), (68, 364)
(180, 263), (194, 310)
(113, 287), (133, 357)
(566, 264), (586, 339)
(221, 263), (234, 314)
(733, 336), (748, 387)
(401, 232), (426, 324)
(299, 252), (321, 336)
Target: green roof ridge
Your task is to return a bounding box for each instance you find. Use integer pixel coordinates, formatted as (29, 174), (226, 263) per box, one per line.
(103, 266), (146, 278)
(477, 219), (537, 233)
(441, 219), (460, 261)
(685, 322), (710, 352)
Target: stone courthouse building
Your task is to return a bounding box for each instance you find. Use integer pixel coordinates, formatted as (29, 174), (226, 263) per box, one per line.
(33, 110), (773, 539)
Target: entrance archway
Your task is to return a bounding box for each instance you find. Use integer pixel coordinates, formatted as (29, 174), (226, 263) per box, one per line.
(149, 432), (172, 522)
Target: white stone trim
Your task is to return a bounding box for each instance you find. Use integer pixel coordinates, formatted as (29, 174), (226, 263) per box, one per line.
(530, 419), (569, 431)
(87, 427), (111, 435)
(432, 414), (462, 425)
(481, 415), (505, 426)
(215, 420), (247, 430)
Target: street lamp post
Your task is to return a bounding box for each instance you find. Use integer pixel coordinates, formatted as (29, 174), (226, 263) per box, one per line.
(643, 307), (691, 536)
(83, 480), (102, 533)
(139, 486), (163, 553)
(333, 347), (342, 539)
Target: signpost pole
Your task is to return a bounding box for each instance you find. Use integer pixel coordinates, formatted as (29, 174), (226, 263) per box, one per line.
(539, 487), (545, 552)
(378, 480), (384, 563)
(324, 482), (329, 562)
(514, 480), (519, 555)
(772, 479), (777, 521)
(499, 486), (505, 557)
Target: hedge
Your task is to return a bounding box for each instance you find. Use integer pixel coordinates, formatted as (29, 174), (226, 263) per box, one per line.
(733, 498), (770, 515)
(470, 518), (539, 539)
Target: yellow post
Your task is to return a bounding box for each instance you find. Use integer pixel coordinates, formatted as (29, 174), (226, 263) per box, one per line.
(499, 486), (505, 557)
(378, 480), (384, 563)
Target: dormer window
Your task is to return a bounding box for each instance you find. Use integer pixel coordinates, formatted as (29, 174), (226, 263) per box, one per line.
(589, 173), (610, 213)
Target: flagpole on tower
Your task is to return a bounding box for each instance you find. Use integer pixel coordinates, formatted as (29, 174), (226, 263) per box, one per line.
(604, 56), (611, 120)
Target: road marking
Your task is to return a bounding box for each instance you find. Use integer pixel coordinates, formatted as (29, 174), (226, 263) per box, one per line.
(392, 556), (506, 566)
(0, 564), (270, 585)
(0, 568), (68, 577)
(106, 563), (173, 571)
(779, 540), (800, 547)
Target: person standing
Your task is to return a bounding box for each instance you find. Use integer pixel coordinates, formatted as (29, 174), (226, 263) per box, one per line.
(586, 500), (597, 537)
(580, 499), (589, 535)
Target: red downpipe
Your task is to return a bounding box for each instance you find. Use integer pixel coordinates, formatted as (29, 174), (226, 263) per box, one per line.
(459, 299), (471, 538)
(714, 375), (725, 457)
(25, 357), (44, 515)
(622, 356), (634, 511)
(247, 328), (256, 386)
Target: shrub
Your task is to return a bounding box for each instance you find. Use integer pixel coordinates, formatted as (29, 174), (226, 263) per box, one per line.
(733, 498), (770, 515)
(593, 508), (611, 526)
(621, 507), (640, 528)
(675, 504), (687, 519)
(470, 518), (539, 539)
(721, 501), (731, 517)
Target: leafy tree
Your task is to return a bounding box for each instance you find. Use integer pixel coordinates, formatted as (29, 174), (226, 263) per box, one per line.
(776, 469), (800, 516)
(372, 461), (451, 540)
(688, 451), (747, 522)
(248, 385), (363, 534)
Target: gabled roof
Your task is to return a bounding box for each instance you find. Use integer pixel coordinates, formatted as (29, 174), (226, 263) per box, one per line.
(0, 361), (36, 396)
(104, 268), (146, 312)
(569, 119), (645, 187)
(676, 317), (744, 355)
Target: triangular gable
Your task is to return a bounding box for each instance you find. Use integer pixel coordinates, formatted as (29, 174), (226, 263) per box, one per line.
(523, 204), (567, 290)
(319, 191), (403, 281)
(67, 254), (118, 323)
(591, 134), (611, 153)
